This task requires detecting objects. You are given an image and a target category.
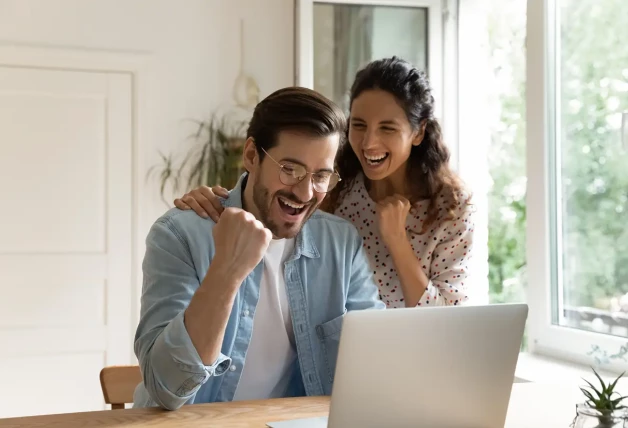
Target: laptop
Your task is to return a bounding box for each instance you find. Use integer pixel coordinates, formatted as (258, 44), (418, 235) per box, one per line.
(268, 303), (528, 428)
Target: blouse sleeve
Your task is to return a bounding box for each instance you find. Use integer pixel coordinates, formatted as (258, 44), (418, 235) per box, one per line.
(417, 200), (475, 307)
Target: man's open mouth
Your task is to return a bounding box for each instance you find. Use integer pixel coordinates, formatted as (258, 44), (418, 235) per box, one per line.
(278, 196), (307, 216)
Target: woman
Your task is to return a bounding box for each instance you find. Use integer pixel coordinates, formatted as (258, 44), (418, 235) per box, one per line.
(175, 57), (475, 308)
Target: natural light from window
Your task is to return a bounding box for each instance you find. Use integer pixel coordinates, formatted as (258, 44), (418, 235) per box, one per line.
(485, 0), (527, 310)
(552, 0), (628, 338)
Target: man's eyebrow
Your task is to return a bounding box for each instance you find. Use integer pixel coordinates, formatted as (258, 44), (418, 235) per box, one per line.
(279, 157), (335, 173)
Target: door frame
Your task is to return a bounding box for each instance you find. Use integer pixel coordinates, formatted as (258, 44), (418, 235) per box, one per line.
(0, 44), (154, 364)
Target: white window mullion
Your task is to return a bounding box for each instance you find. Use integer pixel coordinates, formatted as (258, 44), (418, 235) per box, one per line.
(525, 0), (553, 357)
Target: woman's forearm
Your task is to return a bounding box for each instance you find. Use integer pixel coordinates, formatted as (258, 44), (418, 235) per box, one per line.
(387, 239), (429, 307)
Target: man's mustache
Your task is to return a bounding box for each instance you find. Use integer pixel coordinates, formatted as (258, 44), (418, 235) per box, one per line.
(276, 191), (315, 206)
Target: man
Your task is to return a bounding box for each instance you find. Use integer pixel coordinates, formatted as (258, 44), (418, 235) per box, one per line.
(133, 87), (385, 410)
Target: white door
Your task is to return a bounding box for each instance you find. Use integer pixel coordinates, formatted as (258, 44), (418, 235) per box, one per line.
(0, 65), (133, 417)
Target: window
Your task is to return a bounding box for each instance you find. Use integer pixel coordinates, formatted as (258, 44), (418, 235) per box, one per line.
(310, 3), (427, 111)
(295, 0), (444, 119)
(552, 0), (628, 336)
(295, 0), (460, 209)
(296, 0), (497, 306)
(528, 0), (628, 369)
(483, 0), (527, 306)
(457, 0), (527, 309)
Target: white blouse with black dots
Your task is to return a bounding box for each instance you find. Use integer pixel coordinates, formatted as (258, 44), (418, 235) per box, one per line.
(335, 174), (475, 308)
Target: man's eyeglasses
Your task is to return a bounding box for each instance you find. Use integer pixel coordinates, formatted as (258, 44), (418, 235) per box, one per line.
(262, 148), (341, 193)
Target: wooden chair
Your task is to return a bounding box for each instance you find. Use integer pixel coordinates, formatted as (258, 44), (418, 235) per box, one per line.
(99, 365), (142, 409)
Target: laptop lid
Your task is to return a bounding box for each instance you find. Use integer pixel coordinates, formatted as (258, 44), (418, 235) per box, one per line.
(326, 303), (528, 428)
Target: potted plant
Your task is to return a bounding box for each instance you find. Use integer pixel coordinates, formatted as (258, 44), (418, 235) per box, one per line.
(149, 112), (248, 205)
(572, 368), (628, 427)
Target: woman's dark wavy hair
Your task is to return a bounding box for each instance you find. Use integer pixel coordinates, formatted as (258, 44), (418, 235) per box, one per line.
(325, 56), (469, 233)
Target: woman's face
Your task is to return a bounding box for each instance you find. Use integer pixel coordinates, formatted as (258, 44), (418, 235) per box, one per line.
(348, 89), (424, 182)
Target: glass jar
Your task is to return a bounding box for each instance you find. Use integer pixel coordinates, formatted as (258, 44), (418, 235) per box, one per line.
(572, 404), (628, 428)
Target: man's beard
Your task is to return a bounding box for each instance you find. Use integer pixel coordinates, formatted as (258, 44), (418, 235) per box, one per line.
(252, 180), (318, 239)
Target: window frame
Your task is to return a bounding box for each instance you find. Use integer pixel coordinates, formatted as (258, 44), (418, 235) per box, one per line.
(526, 0), (628, 373)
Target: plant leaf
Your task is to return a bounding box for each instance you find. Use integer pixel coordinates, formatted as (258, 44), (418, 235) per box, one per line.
(592, 367), (608, 394)
(583, 379), (604, 398)
(607, 371), (625, 394)
(581, 387), (597, 403)
(148, 111), (247, 202)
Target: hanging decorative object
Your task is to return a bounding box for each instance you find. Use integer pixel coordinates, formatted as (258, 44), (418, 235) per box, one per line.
(232, 19), (260, 109)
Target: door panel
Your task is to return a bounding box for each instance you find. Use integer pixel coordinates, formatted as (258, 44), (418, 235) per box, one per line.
(0, 65), (132, 417)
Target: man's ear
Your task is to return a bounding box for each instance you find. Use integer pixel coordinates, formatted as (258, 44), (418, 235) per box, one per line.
(242, 137), (258, 172)
(412, 120), (428, 147)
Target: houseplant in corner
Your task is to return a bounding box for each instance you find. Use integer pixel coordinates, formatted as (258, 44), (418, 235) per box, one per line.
(572, 368), (628, 427)
(149, 111), (248, 205)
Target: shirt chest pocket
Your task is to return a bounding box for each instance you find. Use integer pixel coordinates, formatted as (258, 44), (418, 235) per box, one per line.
(315, 312), (345, 384)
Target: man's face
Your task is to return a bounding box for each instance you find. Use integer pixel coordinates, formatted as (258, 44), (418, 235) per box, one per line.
(245, 130), (340, 239)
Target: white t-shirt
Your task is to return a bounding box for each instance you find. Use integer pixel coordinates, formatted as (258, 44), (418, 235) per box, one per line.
(232, 238), (296, 401)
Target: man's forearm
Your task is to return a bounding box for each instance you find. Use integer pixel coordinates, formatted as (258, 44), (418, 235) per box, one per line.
(184, 265), (242, 365)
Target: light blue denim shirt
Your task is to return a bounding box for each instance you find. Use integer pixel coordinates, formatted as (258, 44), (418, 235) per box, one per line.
(133, 174), (385, 410)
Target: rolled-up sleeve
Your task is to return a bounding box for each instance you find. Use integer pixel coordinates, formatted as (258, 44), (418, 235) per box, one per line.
(135, 217), (231, 410)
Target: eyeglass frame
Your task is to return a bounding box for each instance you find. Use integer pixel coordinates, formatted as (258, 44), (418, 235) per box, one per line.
(260, 147), (341, 193)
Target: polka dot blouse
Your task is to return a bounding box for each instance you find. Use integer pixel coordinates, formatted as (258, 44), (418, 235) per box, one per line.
(335, 174), (475, 308)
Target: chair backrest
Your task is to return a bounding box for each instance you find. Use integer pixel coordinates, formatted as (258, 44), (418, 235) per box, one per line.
(99, 365), (142, 410)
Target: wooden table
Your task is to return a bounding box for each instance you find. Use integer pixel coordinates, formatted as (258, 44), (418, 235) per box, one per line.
(0, 383), (589, 427)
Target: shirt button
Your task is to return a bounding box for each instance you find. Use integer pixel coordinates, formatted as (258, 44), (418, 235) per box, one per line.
(243, 309), (250, 317)
(230, 364), (237, 372)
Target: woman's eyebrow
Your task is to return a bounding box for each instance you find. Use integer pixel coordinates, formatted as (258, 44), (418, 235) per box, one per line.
(351, 116), (399, 126)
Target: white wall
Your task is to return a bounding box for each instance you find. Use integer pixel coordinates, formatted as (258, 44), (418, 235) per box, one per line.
(0, 0), (294, 357)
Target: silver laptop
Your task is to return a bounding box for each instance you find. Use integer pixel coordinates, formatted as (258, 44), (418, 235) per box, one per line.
(268, 303), (528, 428)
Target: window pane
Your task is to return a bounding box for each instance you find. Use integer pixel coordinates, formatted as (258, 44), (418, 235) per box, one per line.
(485, 0), (527, 306)
(312, 3), (427, 111)
(555, 0), (628, 336)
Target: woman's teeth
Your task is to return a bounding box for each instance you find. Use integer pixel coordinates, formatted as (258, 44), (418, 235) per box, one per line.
(364, 153), (389, 165)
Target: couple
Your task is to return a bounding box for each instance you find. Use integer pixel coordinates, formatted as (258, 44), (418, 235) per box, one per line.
(134, 57), (475, 410)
